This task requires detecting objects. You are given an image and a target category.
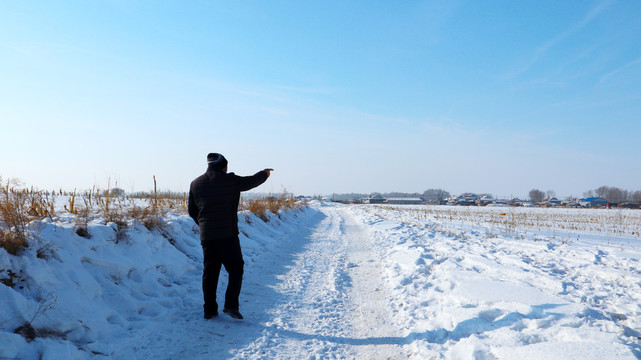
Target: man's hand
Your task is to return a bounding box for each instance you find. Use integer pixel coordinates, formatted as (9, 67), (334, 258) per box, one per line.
(264, 168), (274, 177)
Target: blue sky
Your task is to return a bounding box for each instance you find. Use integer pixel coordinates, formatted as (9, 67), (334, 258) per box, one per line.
(1, 1), (639, 198)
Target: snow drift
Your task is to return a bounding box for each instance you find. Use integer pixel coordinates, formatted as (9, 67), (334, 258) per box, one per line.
(0, 206), (313, 359)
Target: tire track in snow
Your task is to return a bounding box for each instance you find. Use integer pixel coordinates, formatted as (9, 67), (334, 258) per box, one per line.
(340, 208), (413, 359)
(234, 205), (411, 359)
(234, 205), (358, 359)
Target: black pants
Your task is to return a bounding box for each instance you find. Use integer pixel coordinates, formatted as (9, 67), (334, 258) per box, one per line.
(202, 236), (244, 313)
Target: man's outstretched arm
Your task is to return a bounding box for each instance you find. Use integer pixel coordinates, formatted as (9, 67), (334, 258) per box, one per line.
(238, 169), (273, 192)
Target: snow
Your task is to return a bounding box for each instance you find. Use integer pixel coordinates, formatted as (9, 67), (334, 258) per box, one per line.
(1, 202), (641, 359)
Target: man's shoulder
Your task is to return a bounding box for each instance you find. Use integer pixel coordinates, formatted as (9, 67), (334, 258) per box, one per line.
(219, 172), (241, 180)
(190, 173), (209, 186)
(192, 173), (207, 182)
(191, 171), (239, 185)
(192, 171), (248, 187)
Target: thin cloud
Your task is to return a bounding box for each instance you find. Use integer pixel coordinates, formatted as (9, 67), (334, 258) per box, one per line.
(503, 0), (613, 80)
(598, 57), (641, 84)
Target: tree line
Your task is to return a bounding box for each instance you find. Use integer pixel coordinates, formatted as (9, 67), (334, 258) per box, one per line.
(529, 186), (641, 204)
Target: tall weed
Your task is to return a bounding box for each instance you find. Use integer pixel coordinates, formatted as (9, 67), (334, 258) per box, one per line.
(241, 188), (301, 222)
(0, 179), (37, 254)
(1, 176), (301, 255)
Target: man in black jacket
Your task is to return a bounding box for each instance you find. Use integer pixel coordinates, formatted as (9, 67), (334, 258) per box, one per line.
(188, 153), (273, 320)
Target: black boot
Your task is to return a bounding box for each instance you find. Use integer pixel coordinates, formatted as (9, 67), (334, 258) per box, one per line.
(204, 304), (218, 319)
(204, 309), (218, 319)
(223, 308), (243, 319)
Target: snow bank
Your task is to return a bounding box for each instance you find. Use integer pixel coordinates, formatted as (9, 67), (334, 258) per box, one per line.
(0, 206), (313, 359)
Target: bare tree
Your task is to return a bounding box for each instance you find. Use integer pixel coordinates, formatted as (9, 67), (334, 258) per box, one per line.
(529, 189), (546, 203)
(585, 186), (637, 204)
(546, 190), (556, 199)
(423, 189), (450, 203)
(596, 186), (610, 198)
(605, 187), (627, 204)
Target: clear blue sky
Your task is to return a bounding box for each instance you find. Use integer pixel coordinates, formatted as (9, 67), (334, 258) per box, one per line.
(1, 1), (639, 198)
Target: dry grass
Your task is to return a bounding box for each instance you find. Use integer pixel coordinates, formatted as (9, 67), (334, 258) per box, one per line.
(0, 179), (56, 254)
(244, 198), (270, 221)
(0, 176), (301, 255)
(58, 177), (187, 232)
(0, 178), (41, 255)
(0, 176), (182, 253)
(241, 188), (301, 222)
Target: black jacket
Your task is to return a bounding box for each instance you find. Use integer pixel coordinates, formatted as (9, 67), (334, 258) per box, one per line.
(188, 168), (268, 241)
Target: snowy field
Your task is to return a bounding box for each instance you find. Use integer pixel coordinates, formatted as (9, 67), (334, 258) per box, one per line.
(2, 202), (641, 359)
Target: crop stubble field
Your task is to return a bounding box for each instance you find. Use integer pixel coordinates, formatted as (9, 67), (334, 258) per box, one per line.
(374, 204), (641, 245)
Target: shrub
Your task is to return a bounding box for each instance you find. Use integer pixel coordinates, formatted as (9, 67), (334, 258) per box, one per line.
(0, 178), (58, 254)
(244, 198), (270, 222)
(0, 179), (31, 255)
(0, 231), (28, 255)
(95, 187), (127, 230)
(241, 188), (301, 222)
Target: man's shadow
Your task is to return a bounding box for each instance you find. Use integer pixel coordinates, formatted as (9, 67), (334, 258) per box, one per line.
(253, 303), (566, 347)
(205, 207), (334, 356)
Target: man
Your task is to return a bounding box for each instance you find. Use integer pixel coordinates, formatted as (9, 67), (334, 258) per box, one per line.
(188, 153), (273, 320)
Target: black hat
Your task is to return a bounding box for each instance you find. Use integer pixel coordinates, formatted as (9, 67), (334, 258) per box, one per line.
(207, 153), (228, 169)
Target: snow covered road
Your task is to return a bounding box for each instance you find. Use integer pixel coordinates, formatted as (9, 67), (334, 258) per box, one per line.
(232, 205), (408, 359)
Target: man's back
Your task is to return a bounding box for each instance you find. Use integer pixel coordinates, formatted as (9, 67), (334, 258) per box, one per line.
(189, 169), (268, 240)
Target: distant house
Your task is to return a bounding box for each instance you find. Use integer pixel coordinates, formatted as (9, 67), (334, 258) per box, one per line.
(367, 195), (386, 204)
(461, 194), (479, 205)
(619, 202), (640, 209)
(544, 197), (562, 207)
(479, 196), (497, 206)
(579, 197), (609, 208)
(386, 198), (424, 205)
(509, 198), (527, 206)
(447, 193), (479, 206)
(565, 199), (580, 207)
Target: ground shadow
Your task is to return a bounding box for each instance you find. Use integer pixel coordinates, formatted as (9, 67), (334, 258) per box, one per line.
(200, 207), (329, 359)
(250, 303), (567, 349)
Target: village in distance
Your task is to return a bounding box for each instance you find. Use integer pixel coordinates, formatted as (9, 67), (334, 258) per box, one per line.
(324, 186), (641, 209)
